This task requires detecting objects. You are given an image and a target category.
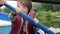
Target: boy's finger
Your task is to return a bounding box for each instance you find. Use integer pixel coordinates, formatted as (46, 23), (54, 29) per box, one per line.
(34, 18), (39, 24)
(0, 0), (6, 5)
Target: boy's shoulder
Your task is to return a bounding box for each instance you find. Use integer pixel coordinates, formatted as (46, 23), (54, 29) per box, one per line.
(28, 10), (36, 18)
(29, 10), (35, 14)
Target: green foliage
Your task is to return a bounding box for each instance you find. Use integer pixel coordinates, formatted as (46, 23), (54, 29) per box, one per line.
(36, 10), (60, 28)
(32, 3), (60, 28)
(57, 33), (60, 34)
(0, 7), (11, 13)
(32, 2), (60, 12)
(0, 9), (2, 12)
(3, 7), (11, 14)
(32, 2), (42, 12)
(41, 3), (53, 11)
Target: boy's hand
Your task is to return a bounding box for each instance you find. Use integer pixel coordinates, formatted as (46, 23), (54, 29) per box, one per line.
(34, 18), (39, 24)
(0, 0), (6, 5)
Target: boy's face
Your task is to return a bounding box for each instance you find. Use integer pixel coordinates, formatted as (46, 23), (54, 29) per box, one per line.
(17, 2), (28, 14)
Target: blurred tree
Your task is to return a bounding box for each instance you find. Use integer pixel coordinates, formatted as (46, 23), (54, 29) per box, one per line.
(3, 7), (11, 14)
(45, 12), (51, 21)
(0, 8), (2, 12)
(32, 2), (42, 12)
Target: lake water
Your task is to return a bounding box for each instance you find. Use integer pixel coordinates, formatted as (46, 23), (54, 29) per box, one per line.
(0, 26), (11, 34)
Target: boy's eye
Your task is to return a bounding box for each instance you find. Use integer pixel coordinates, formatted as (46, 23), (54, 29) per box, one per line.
(17, 5), (24, 8)
(17, 5), (19, 7)
(18, 6), (22, 8)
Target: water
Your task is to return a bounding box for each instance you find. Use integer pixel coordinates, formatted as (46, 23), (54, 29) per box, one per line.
(0, 26), (11, 34)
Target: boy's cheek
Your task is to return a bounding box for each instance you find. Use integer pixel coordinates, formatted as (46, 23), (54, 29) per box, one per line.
(16, 7), (28, 14)
(16, 7), (23, 13)
(23, 11), (28, 14)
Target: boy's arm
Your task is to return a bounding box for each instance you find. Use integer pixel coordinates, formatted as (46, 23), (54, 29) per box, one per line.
(33, 18), (40, 31)
(33, 18), (39, 27)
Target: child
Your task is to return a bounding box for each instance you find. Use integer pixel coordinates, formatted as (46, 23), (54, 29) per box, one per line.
(0, 0), (39, 34)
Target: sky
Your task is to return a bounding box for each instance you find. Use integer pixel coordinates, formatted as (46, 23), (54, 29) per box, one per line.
(1, 1), (17, 9)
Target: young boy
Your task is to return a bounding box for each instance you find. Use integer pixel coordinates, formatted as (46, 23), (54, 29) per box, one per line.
(0, 0), (39, 34)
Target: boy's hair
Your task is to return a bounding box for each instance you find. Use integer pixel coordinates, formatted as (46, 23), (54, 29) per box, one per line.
(18, 0), (32, 13)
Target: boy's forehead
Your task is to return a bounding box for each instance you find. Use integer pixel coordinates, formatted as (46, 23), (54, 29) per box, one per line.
(17, 1), (22, 4)
(17, 2), (24, 6)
